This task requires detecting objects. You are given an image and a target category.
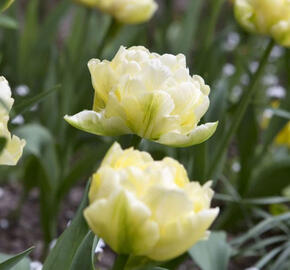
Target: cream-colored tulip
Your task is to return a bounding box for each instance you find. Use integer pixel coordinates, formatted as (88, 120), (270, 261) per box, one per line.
(74, 0), (157, 24)
(234, 0), (290, 47)
(65, 46), (217, 147)
(0, 77), (25, 165)
(84, 142), (219, 261)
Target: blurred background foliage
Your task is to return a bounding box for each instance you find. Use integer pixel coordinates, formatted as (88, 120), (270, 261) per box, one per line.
(0, 0), (290, 269)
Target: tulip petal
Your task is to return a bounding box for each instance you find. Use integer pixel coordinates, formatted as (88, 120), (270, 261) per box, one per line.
(147, 208), (219, 261)
(64, 110), (131, 136)
(84, 190), (159, 255)
(0, 135), (26, 166)
(156, 121), (218, 147)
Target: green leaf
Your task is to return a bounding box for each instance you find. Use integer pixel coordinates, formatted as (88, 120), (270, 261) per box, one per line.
(0, 0), (14, 12)
(248, 157), (290, 197)
(18, 0), (39, 81)
(42, 180), (91, 270)
(70, 231), (98, 270)
(189, 231), (232, 270)
(237, 105), (259, 194)
(15, 124), (60, 244)
(231, 212), (290, 247)
(0, 247), (33, 270)
(270, 108), (290, 120)
(12, 84), (61, 116)
(176, 0), (203, 55)
(0, 14), (18, 29)
(0, 254), (30, 270)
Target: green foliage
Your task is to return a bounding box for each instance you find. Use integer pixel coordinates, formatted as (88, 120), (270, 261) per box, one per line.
(43, 181), (90, 270)
(0, 247), (33, 270)
(189, 231), (232, 270)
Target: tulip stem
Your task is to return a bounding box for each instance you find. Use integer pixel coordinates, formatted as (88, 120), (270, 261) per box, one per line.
(131, 135), (142, 149)
(112, 254), (129, 270)
(207, 39), (275, 180)
(97, 18), (123, 57)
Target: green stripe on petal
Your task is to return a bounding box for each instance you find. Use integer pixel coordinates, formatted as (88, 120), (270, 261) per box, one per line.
(84, 190), (159, 255)
(156, 122), (218, 147)
(64, 110), (131, 137)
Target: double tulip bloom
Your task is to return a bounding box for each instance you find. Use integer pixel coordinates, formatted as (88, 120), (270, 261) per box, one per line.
(234, 0), (290, 47)
(65, 46), (217, 147)
(84, 142), (219, 261)
(0, 77), (25, 165)
(74, 0), (158, 24)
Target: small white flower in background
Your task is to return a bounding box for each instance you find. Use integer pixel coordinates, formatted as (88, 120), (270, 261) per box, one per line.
(30, 104), (38, 112)
(270, 46), (284, 59)
(30, 261), (43, 270)
(245, 267), (260, 270)
(11, 115), (24, 125)
(231, 86), (243, 103)
(0, 218), (9, 229)
(232, 161), (241, 173)
(241, 74), (250, 85)
(223, 32), (240, 51)
(0, 76), (26, 166)
(262, 74), (279, 86)
(15, 85), (29, 96)
(223, 63), (236, 76)
(266, 85), (286, 99)
(95, 238), (105, 254)
(249, 61), (259, 73)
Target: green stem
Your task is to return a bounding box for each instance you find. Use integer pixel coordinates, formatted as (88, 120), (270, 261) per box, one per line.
(192, 143), (207, 183)
(193, 0), (225, 182)
(198, 0), (225, 75)
(112, 254), (129, 270)
(130, 135), (142, 150)
(207, 39), (275, 180)
(97, 18), (123, 57)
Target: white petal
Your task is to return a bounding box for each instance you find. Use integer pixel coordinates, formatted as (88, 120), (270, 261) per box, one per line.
(156, 122), (218, 147)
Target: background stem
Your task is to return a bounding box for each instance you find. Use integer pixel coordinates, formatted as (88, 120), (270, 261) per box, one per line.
(207, 39), (275, 180)
(112, 254), (129, 270)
